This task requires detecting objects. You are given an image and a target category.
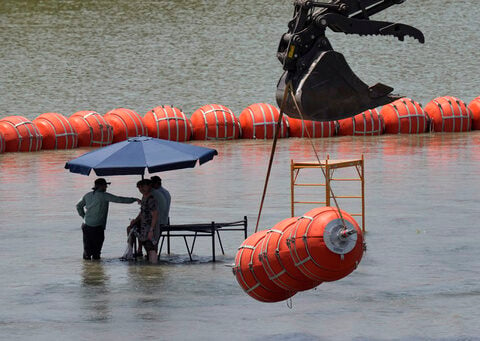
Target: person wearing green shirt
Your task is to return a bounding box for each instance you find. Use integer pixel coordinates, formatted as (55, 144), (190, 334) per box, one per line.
(76, 178), (140, 260)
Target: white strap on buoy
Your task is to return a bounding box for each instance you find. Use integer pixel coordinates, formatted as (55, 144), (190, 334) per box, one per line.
(353, 109), (382, 135)
(11, 121), (25, 151)
(83, 112), (113, 146)
(38, 116), (77, 149)
(125, 109), (143, 136)
(199, 105), (237, 140)
(249, 104), (286, 139)
(12, 120), (42, 151)
(434, 97), (470, 132)
(110, 109), (144, 138)
(239, 245), (255, 250)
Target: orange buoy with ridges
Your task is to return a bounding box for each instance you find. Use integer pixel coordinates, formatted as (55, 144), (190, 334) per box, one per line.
(0, 116), (43, 152)
(287, 116), (336, 138)
(259, 217), (322, 292)
(287, 206), (364, 282)
(33, 113), (78, 149)
(144, 106), (192, 141)
(69, 111), (113, 147)
(104, 108), (146, 143)
(190, 104), (240, 140)
(337, 108), (384, 136)
(468, 97), (480, 130)
(233, 230), (296, 303)
(380, 98), (428, 134)
(239, 103), (288, 139)
(424, 96), (472, 132)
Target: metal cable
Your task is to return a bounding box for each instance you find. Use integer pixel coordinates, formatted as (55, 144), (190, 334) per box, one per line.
(288, 86), (348, 228)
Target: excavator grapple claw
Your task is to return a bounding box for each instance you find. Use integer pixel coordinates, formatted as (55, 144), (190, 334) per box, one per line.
(277, 50), (401, 121)
(276, 0), (424, 121)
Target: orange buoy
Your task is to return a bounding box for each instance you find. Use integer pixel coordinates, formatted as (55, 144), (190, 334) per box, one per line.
(0, 129), (5, 153)
(424, 96), (472, 132)
(0, 116), (43, 152)
(468, 97), (480, 130)
(104, 108), (146, 143)
(287, 116), (336, 138)
(233, 230), (296, 303)
(69, 111), (113, 147)
(287, 206), (364, 282)
(239, 103), (288, 139)
(337, 108), (384, 136)
(259, 217), (322, 292)
(144, 106), (192, 141)
(190, 104), (240, 140)
(380, 98), (428, 134)
(33, 113), (78, 150)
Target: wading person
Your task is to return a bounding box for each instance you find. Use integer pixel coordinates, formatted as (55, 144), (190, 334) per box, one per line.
(133, 176), (170, 257)
(128, 179), (162, 263)
(151, 176), (170, 225)
(76, 178), (140, 260)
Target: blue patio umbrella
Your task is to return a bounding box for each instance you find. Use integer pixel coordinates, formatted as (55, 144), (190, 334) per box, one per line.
(65, 136), (218, 176)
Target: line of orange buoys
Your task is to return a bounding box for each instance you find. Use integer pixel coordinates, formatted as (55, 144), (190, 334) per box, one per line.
(0, 96), (479, 153)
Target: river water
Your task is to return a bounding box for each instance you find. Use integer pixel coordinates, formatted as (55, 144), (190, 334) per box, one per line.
(1, 1), (480, 340)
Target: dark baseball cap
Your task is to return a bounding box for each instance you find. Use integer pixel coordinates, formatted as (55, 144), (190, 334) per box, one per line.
(94, 178), (111, 188)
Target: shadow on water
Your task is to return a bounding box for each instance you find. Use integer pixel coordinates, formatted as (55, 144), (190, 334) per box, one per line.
(123, 262), (170, 322)
(80, 261), (111, 322)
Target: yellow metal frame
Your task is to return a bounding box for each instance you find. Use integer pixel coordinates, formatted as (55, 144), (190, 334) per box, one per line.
(290, 155), (365, 233)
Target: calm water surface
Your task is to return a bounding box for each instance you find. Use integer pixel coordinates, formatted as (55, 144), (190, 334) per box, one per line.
(1, 1), (480, 340)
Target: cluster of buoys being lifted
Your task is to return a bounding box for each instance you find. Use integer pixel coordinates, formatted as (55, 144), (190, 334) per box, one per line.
(233, 207), (365, 303)
(1, 95), (480, 153)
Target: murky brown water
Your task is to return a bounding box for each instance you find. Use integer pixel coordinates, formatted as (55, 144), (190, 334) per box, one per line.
(1, 1), (480, 340)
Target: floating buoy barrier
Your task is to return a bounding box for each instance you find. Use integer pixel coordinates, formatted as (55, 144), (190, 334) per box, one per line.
(234, 207), (364, 302)
(190, 104), (240, 140)
(468, 97), (480, 130)
(380, 98), (428, 134)
(424, 96), (472, 133)
(0, 116), (43, 152)
(2, 94), (480, 153)
(337, 108), (384, 136)
(0, 130), (5, 153)
(144, 106), (192, 141)
(104, 108), (146, 143)
(259, 217), (322, 292)
(239, 103), (288, 139)
(287, 116), (336, 138)
(287, 207), (364, 282)
(33, 113), (78, 150)
(233, 229), (296, 303)
(69, 111), (113, 147)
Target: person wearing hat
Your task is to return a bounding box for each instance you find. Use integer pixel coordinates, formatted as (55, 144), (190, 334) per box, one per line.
(76, 178), (141, 260)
